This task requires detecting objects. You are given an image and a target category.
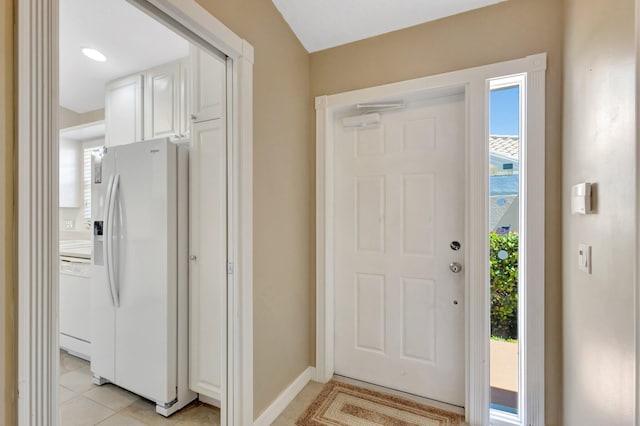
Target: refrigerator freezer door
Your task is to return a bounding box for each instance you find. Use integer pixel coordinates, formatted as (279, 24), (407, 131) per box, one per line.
(91, 149), (116, 383)
(112, 139), (177, 404)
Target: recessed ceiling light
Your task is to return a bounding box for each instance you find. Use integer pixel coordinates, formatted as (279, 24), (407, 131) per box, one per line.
(82, 48), (106, 62)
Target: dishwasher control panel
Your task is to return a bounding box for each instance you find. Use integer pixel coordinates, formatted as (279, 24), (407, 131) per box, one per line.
(60, 257), (91, 277)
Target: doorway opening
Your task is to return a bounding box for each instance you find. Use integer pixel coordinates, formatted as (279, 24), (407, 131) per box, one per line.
(316, 54), (547, 425)
(57, 0), (228, 423)
(18, 0), (254, 424)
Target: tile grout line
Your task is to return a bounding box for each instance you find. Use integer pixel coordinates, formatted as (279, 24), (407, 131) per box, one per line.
(94, 410), (120, 426)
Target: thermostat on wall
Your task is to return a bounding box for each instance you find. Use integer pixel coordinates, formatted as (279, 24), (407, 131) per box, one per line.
(571, 182), (592, 215)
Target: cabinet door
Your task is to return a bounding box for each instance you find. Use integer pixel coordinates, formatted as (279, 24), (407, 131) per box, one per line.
(145, 62), (180, 140)
(191, 47), (225, 122)
(59, 137), (81, 207)
(189, 118), (227, 400)
(179, 59), (191, 139)
(105, 74), (143, 147)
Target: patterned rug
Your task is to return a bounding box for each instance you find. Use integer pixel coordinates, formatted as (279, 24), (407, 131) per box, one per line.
(296, 380), (464, 425)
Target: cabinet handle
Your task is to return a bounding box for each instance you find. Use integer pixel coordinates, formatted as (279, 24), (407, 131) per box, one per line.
(190, 114), (197, 121)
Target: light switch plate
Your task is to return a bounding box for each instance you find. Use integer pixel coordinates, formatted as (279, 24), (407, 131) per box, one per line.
(64, 219), (75, 229)
(578, 244), (591, 273)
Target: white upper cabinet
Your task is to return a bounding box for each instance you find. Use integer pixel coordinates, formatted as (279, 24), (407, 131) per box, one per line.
(106, 58), (190, 145)
(144, 62), (180, 140)
(190, 47), (225, 122)
(105, 74), (143, 147)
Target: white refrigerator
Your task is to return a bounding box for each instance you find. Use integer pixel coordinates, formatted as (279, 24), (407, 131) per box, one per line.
(91, 138), (195, 416)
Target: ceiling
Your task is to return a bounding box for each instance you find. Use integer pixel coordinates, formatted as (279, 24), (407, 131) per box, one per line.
(61, 0), (508, 112)
(60, 0), (189, 113)
(272, 0), (507, 52)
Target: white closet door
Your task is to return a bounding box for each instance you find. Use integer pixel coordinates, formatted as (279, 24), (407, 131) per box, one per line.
(189, 118), (227, 401)
(333, 96), (466, 406)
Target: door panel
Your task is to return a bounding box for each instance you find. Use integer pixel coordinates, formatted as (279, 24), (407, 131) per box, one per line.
(334, 95), (465, 406)
(355, 273), (386, 353)
(402, 174), (435, 256)
(355, 176), (385, 252)
(401, 277), (436, 362)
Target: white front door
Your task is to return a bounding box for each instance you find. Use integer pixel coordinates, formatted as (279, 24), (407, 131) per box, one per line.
(333, 94), (466, 406)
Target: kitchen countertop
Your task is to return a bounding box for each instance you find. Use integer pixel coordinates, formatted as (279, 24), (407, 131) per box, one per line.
(60, 240), (92, 259)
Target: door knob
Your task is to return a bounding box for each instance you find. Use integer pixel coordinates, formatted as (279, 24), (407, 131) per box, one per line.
(449, 262), (462, 273)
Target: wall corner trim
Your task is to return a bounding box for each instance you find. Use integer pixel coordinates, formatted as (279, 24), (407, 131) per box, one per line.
(527, 53), (547, 72)
(241, 40), (254, 64)
(315, 96), (328, 110)
(253, 367), (317, 426)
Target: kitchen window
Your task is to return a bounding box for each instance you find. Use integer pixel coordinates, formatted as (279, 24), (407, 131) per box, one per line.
(82, 143), (103, 223)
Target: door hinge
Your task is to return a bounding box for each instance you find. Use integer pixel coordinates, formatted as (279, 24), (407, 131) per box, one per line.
(227, 262), (234, 275)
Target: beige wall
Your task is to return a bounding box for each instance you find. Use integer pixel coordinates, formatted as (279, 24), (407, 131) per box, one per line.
(4, 0), (637, 423)
(0, 1), (15, 425)
(309, 0), (565, 423)
(193, 0), (312, 418)
(59, 106), (104, 130)
(562, 0), (636, 424)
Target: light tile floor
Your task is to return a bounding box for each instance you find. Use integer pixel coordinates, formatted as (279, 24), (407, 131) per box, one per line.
(59, 350), (220, 425)
(60, 351), (464, 425)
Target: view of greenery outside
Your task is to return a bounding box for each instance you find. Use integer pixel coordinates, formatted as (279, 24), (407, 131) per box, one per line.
(490, 231), (518, 340)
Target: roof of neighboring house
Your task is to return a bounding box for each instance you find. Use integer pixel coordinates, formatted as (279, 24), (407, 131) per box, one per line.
(490, 135), (519, 161)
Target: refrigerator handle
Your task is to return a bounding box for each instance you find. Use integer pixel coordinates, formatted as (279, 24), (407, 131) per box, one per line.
(107, 174), (120, 308)
(103, 175), (116, 308)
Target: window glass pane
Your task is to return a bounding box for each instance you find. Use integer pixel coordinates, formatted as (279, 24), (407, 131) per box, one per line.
(489, 85), (520, 416)
(83, 147), (100, 222)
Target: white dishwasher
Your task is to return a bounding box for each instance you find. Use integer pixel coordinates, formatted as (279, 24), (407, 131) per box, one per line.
(60, 240), (92, 360)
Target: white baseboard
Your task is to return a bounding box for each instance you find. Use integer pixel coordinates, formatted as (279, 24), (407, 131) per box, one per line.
(254, 366), (316, 426)
(198, 393), (221, 408)
(310, 366), (321, 382)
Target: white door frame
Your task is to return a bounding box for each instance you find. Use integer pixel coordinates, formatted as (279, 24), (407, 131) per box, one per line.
(17, 1), (254, 425)
(315, 54), (546, 426)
